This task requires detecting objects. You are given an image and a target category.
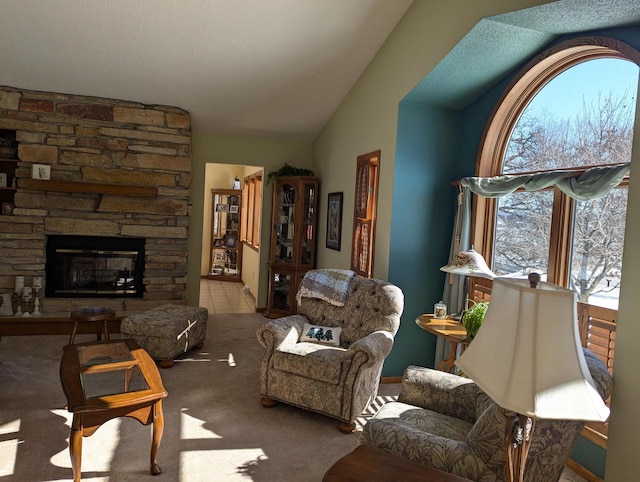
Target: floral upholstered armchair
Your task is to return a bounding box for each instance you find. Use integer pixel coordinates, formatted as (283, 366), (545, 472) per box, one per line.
(359, 348), (612, 481)
(256, 272), (404, 433)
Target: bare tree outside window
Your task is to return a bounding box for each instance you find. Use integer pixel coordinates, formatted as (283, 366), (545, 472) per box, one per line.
(493, 58), (637, 308)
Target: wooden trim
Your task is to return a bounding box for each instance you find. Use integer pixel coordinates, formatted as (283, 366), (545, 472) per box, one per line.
(20, 179), (157, 197)
(351, 150), (380, 278)
(566, 459), (604, 482)
(476, 36), (640, 178)
(547, 188), (574, 285)
(581, 425), (608, 449)
(380, 376), (402, 384)
(242, 240), (259, 253)
(473, 36), (640, 268)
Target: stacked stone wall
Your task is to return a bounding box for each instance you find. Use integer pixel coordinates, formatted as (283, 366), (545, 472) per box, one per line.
(0, 86), (192, 313)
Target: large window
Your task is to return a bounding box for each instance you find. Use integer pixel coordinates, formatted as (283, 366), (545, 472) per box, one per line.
(473, 37), (640, 446)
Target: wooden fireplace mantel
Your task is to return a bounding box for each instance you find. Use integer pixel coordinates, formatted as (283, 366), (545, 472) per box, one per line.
(20, 179), (157, 197)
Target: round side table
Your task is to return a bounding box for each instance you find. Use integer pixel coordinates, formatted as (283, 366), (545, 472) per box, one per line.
(69, 307), (116, 344)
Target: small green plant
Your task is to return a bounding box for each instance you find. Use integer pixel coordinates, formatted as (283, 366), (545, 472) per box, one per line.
(461, 300), (489, 341)
(266, 163), (315, 184)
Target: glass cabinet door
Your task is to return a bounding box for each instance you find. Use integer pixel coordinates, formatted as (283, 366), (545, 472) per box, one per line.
(266, 176), (318, 317)
(299, 182), (316, 267)
(274, 182), (296, 265)
(269, 270), (293, 313)
(209, 190), (242, 280)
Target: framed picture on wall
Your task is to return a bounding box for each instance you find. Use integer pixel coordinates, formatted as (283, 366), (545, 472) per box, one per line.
(326, 192), (343, 251)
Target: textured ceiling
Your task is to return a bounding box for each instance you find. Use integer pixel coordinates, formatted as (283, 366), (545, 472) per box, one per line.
(0, 0), (413, 138)
(404, 0), (640, 109)
(3, 1), (639, 139)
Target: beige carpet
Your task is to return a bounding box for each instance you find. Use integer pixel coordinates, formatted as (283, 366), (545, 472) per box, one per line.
(0, 313), (398, 481)
(0, 312), (587, 481)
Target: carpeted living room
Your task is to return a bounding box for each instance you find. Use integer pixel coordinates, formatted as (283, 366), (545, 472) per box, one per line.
(0, 309), (400, 481)
(2, 1), (640, 481)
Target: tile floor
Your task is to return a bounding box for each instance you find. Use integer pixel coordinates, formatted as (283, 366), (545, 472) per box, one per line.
(199, 278), (256, 314)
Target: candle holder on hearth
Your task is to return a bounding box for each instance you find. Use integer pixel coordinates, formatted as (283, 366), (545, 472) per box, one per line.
(32, 277), (42, 316)
(21, 287), (33, 317)
(14, 276), (24, 316)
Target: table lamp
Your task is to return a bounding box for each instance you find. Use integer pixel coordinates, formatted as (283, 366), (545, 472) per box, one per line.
(440, 248), (495, 317)
(455, 273), (610, 482)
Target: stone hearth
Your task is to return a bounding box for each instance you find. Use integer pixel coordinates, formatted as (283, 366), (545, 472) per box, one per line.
(0, 86), (192, 314)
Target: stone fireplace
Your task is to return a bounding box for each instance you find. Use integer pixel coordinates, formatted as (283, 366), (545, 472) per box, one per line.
(45, 235), (145, 298)
(0, 86), (192, 314)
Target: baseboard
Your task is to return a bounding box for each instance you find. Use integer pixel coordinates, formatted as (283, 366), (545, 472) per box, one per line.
(380, 376), (403, 384)
(566, 459), (603, 482)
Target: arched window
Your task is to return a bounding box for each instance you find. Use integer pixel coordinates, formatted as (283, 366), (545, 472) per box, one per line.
(474, 37), (639, 306)
(472, 36), (640, 445)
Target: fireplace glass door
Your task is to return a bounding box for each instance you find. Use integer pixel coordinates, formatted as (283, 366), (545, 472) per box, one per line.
(45, 236), (145, 298)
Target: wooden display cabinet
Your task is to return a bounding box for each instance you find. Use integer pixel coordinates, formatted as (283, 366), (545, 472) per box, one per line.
(208, 189), (243, 282)
(266, 176), (319, 317)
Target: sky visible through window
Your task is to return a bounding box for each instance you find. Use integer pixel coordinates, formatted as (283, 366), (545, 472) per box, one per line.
(528, 58), (639, 121)
(519, 58), (638, 309)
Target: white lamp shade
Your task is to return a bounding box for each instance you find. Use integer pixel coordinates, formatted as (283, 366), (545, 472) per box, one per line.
(455, 277), (610, 422)
(440, 248), (495, 279)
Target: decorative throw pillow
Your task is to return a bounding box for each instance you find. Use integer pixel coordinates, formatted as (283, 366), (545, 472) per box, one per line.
(300, 323), (342, 346)
(0, 292), (13, 316)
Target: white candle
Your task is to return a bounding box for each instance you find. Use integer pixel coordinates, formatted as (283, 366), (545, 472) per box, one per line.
(15, 276), (24, 292)
(33, 277), (42, 289)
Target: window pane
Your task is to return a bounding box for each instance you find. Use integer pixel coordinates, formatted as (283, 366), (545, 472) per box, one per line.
(493, 191), (553, 277)
(570, 188), (627, 308)
(504, 58), (638, 174)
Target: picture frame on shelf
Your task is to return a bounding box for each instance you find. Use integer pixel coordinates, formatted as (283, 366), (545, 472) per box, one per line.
(229, 205), (239, 213)
(326, 192), (343, 251)
(2, 202), (15, 215)
(213, 238), (224, 247)
(224, 234), (237, 248)
(0, 173), (6, 187)
(216, 203), (229, 212)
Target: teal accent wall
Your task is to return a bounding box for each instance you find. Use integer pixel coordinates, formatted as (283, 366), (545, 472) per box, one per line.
(384, 102), (458, 376)
(390, 23), (640, 474)
(573, 436), (607, 479)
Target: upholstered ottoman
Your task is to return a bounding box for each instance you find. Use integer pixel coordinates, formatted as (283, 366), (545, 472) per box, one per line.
(121, 304), (208, 368)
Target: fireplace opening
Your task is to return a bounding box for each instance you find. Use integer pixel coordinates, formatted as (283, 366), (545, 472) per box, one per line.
(45, 235), (145, 298)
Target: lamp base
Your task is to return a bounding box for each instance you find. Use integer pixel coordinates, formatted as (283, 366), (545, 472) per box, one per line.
(505, 413), (535, 482)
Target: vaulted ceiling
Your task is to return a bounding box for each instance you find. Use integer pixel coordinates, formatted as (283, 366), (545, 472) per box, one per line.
(3, 1), (640, 141)
(0, 0), (412, 139)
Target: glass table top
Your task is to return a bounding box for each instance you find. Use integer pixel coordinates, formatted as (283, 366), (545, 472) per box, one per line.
(76, 341), (149, 399)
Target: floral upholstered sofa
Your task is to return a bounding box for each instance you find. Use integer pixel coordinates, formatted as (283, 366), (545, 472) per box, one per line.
(359, 349), (612, 481)
(257, 272), (404, 432)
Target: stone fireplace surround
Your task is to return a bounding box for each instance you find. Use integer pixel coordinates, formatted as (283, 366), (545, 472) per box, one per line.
(0, 86), (192, 315)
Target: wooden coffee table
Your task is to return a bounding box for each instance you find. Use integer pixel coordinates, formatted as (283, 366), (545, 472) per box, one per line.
(59, 338), (168, 482)
(323, 444), (471, 481)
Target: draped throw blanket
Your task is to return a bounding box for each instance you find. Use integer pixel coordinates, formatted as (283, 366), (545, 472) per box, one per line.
(296, 269), (356, 307)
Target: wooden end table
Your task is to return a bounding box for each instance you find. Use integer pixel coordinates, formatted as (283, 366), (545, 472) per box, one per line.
(415, 314), (468, 372)
(69, 307), (116, 344)
(59, 339), (168, 482)
(323, 444), (471, 481)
